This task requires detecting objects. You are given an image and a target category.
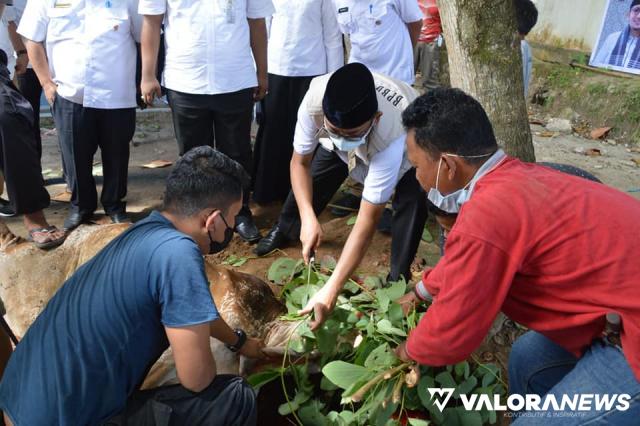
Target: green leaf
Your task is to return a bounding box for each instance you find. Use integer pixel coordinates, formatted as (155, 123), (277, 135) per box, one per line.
(481, 364), (500, 388)
(316, 320), (340, 355)
(417, 375), (436, 408)
(421, 227), (434, 243)
(322, 361), (369, 390)
(408, 419), (430, 426)
(387, 302), (404, 325)
(222, 255), (248, 267)
(246, 368), (283, 390)
(298, 400), (328, 426)
(320, 375), (339, 391)
(267, 257), (303, 284)
(375, 290), (391, 313)
(320, 255), (337, 271)
(346, 216), (357, 226)
(381, 281), (407, 301)
(454, 362), (470, 380)
(278, 390), (311, 415)
(364, 343), (396, 369)
(455, 375), (478, 397)
(435, 371), (457, 388)
(376, 319), (407, 337)
(364, 276), (384, 290)
(455, 408), (483, 426)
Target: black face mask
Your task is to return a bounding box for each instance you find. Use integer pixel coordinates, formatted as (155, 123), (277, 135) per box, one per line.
(208, 212), (234, 254)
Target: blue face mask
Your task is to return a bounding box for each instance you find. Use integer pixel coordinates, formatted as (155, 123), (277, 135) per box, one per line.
(325, 120), (375, 152)
(427, 150), (506, 214)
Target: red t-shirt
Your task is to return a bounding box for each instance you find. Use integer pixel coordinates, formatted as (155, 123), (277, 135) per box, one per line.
(418, 0), (441, 43)
(406, 158), (640, 381)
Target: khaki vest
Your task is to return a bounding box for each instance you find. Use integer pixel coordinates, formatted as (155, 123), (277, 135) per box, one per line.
(305, 72), (418, 177)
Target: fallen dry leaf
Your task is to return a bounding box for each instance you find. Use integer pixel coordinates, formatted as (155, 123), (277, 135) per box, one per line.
(585, 148), (602, 157)
(632, 158), (640, 167)
(142, 160), (173, 169)
(590, 127), (612, 140)
(538, 131), (556, 138)
(529, 118), (545, 125)
(51, 190), (72, 203)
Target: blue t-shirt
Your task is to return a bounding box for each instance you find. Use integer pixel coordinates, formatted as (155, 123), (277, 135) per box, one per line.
(0, 211), (219, 425)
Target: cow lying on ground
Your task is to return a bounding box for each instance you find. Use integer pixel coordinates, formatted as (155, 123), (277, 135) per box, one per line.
(0, 221), (301, 388)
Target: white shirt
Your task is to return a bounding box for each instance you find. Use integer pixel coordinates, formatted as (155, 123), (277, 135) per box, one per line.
(521, 39), (532, 97)
(332, 0), (422, 84)
(18, 0), (142, 108)
(293, 72), (418, 205)
(3, 0), (34, 70)
(267, 0), (343, 77)
(593, 31), (640, 72)
(139, 0), (274, 95)
(0, 6), (16, 77)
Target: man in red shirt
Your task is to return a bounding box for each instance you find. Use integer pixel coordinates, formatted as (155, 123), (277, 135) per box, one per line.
(415, 0), (442, 90)
(395, 88), (640, 422)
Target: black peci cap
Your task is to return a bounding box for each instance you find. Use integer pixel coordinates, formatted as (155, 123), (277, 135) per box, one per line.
(322, 63), (378, 129)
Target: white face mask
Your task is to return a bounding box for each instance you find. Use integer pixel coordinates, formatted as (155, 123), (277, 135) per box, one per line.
(324, 120), (375, 152)
(427, 150), (506, 214)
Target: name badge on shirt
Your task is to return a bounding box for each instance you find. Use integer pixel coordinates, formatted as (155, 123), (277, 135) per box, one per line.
(338, 7), (349, 13)
(224, 0), (235, 24)
(53, 0), (72, 8)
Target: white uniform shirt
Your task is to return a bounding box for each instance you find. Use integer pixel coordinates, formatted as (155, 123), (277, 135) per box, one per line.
(332, 0), (422, 84)
(18, 0), (141, 109)
(521, 39), (532, 97)
(3, 0), (33, 71)
(267, 0), (343, 77)
(139, 0), (274, 95)
(293, 72), (417, 205)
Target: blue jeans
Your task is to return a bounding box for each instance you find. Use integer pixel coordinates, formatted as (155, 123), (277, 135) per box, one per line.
(509, 331), (640, 424)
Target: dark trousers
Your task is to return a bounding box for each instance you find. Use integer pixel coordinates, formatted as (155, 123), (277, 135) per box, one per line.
(105, 375), (257, 426)
(278, 147), (428, 282)
(167, 88), (254, 215)
(0, 81), (50, 214)
(16, 69), (43, 157)
(52, 94), (135, 216)
(252, 74), (314, 204)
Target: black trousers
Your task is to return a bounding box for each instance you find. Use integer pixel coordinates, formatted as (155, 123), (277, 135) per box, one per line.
(278, 147), (428, 282)
(105, 375), (257, 426)
(16, 69), (43, 157)
(252, 74), (314, 204)
(167, 88), (254, 215)
(0, 81), (50, 214)
(52, 94), (135, 216)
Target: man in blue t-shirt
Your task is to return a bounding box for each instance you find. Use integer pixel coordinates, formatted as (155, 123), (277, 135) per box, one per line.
(0, 146), (265, 425)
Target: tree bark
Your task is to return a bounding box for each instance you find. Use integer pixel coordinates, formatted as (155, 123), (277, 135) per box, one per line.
(439, 0), (535, 162)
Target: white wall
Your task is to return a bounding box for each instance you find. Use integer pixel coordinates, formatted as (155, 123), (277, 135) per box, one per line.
(529, 0), (608, 51)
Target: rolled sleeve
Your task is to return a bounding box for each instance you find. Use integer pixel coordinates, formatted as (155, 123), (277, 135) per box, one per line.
(321, 0), (344, 73)
(395, 0), (424, 24)
(16, 0), (48, 42)
(138, 0), (165, 16)
(293, 96), (320, 156)
(361, 135), (404, 205)
(247, 0), (274, 19)
(2, 5), (16, 23)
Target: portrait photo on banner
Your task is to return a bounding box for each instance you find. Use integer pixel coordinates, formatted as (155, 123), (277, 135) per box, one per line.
(590, 0), (640, 74)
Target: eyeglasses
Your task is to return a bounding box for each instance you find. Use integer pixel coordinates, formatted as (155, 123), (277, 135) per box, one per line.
(317, 119), (376, 141)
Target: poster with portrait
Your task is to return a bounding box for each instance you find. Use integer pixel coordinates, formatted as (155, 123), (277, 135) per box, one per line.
(590, 0), (640, 75)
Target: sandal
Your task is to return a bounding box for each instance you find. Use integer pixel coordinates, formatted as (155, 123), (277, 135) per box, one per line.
(27, 226), (67, 250)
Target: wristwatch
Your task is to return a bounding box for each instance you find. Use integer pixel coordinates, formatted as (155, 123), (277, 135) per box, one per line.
(16, 49), (27, 56)
(225, 328), (247, 352)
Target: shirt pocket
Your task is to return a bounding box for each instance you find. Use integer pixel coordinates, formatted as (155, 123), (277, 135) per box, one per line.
(364, 3), (390, 31)
(336, 10), (356, 34)
(47, 6), (79, 35)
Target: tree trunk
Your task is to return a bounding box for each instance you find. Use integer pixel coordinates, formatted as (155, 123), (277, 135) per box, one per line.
(439, 0), (535, 162)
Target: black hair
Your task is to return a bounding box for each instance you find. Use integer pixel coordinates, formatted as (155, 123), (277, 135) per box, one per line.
(402, 88), (498, 165)
(514, 0), (538, 36)
(162, 146), (248, 217)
